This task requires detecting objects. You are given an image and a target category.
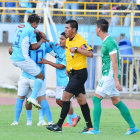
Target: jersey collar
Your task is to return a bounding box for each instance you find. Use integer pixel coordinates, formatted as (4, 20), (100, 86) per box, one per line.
(103, 35), (109, 42)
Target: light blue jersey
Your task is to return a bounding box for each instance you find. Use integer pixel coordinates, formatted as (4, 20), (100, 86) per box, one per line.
(11, 22), (37, 62)
(49, 42), (68, 87)
(22, 42), (52, 79)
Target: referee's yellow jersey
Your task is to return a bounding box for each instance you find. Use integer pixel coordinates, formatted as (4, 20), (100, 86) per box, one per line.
(66, 33), (92, 71)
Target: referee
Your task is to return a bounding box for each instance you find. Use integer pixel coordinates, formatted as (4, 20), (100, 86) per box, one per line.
(47, 20), (93, 133)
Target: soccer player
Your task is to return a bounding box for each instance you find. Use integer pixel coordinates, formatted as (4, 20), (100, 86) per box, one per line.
(39, 32), (80, 127)
(10, 14), (45, 108)
(46, 20), (93, 133)
(83, 19), (139, 135)
(11, 31), (53, 126)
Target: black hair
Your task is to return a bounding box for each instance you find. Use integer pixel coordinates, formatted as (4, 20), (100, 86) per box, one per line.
(66, 20), (78, 31)
(61, 32), (67, 38)
(27, 14), (40, 24)
(96, 19), (109, 33)
(36, 31), (42, 42)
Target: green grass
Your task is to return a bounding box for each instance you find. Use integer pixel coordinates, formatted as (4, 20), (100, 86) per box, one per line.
(0, 105), (140, 140)
(0, 87), (17, 94)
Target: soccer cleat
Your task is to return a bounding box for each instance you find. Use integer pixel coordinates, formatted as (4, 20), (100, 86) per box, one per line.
(72, 116), (81, 127)
(37, 120), (47, 126)
(11, 121), (19, 126)
(27, 97), (41, 109)
(82, 129), (100, 134)
(125, 126), (139, 135)
(62, 122), (72, 127)
(81, 127), (94, 133)
(26, 121), (32, 126)
(46, 124), (62, 132)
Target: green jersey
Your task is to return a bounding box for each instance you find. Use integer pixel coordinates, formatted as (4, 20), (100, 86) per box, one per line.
(101, 36), (121, 78)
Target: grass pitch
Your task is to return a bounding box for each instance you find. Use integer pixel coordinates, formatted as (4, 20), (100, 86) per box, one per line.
(0, 105), (140, 140)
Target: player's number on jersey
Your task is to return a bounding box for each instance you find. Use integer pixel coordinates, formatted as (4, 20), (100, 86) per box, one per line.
(15, 30), (23, 45)
(36, 50), (43, 64)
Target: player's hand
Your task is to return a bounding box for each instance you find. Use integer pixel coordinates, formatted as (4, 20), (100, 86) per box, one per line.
(115, 79), (122, 91)
(39, 58), (49, 64)
(70, 47), (75, 53)
(8, 46), (13, 55)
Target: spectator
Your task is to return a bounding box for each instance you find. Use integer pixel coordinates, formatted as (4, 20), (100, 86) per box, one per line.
(65, 0), (78, 20)
(87, 0), (99, 10)
(1, 2), (19, 23)
(19, 0), (34, 22)
(111, 0), (137, 26)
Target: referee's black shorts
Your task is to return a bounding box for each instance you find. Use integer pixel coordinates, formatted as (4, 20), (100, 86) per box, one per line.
(65, 68), (88, 97)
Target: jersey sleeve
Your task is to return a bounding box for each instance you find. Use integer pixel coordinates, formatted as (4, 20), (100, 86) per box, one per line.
(80, 39), (92, 51)
(106, 41), (117, 55)
(29, 29), (37, 44)
(49, 41), (59, 53)
(45, 42), (53, 53)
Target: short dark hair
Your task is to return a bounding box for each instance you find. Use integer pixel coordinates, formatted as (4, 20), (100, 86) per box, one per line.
(36, 31), (41, 42)
(66, 20), (78, 31)
(28, 14), (40, 24)
(61, 32), (67, 38)
(96, 19), (109, 33)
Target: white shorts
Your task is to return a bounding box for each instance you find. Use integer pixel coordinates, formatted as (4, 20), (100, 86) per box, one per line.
(95, 76), (120, 98)
(12, 58), (41, 77)
(18, 76), (46, 98)
(56, 86), (72, 101)
(56, 86), (65, 100)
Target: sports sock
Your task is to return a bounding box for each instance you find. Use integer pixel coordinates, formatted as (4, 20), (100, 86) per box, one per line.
(67, 114), (72, 125)
(15, 98), (24, 122)
(80, 103), (93, 128)
(93, 96), (102, 131)
(26, 110), (32, 122)
(40, 100), (52, 122)
(30, 78), (43, 99)
(72, 112), (77, 119)
(57, 101), (70, 127)
(115, 101), (135, 128)
(38, 109), (44, 122)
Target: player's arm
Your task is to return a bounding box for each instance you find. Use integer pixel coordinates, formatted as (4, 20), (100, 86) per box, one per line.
(31, 38), (45, 50)
(69, 44), (93, 57)
(39, 58), (65, 70)
(110, 53), (122, 91)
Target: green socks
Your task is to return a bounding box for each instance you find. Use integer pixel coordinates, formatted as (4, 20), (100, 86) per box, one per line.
(115, 101), (135, 128)
(93, 96), (102, 131)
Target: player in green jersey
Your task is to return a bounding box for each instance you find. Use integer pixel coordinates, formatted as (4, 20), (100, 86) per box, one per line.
(83, 19), (139, 135)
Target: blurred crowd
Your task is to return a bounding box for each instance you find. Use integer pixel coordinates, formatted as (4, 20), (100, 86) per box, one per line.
(0, 0), (140, 26)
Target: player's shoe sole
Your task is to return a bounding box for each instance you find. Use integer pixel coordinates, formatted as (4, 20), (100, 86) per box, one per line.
(27, 97), (41, 109)
(72, 116), (81, 127)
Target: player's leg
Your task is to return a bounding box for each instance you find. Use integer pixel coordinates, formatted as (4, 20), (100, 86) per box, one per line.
(11, 76), (29, 125)
(111, 96), (139, 135)
(38, 95), (53, 126)
(25, 99), (32, 126)
(13, 59), (44, 108)
(76, 93), (93, 133)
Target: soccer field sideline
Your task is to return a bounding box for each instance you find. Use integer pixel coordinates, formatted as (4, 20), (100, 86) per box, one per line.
(0, 96), (140, 109)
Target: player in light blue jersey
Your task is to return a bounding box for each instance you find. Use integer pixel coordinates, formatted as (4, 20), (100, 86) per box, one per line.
(39, 32), (80, 127)
(11, 31), (54, 126)
(11, 14), (46, 108)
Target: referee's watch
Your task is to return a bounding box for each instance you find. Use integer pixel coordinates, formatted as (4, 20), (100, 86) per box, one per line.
(75, 47), (78, 52)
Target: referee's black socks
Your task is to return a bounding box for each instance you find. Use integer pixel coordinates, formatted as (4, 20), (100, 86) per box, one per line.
(80, 103), (93, 128)
(57, 101), (70, 127)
